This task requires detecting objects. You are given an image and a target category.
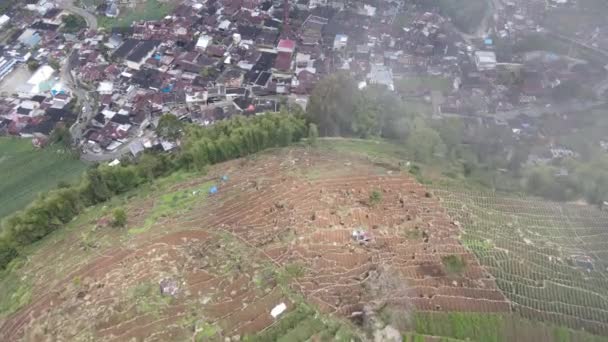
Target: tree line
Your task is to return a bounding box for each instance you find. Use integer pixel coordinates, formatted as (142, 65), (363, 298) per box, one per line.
(305, 72), (608, 205)
(0, 113), (307, 270)
(307, 72), (446, 163)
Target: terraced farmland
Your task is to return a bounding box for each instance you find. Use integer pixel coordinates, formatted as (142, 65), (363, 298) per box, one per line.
(434, 188), (608, 335)
(0, 148), (509, 341)
(2, 144), (607, 341)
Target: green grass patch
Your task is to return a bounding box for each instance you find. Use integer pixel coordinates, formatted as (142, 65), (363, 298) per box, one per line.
(129, 282), (172, 316)
(128, 181), (213, 234)
(462, 238), (494, 252)
(412, 312), (608, 342)
(98, 0), (177, 29)
(194, 321), (220, 341)
(441, 255), (466, 274)
(395, 76), (453, 94)
(318, 138), (409, 161)
(0, 259), (31, 317)
(403, 333), (466, 342)
(0, 137), (86, 220)
(244, 304), (359, 342)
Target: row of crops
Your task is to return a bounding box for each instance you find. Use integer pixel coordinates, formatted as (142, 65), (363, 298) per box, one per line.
(433, 188), (608, 335)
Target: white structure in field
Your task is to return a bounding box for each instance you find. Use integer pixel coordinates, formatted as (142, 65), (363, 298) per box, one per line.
(270, 303), (287, 318)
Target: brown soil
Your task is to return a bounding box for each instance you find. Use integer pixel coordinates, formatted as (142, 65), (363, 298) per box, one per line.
(0, 147), (509, 341)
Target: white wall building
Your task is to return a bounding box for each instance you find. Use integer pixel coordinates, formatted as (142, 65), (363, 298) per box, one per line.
(196, 35), (212, 51)
(474, 51), (497, 71)
(0, 14), (10, 28)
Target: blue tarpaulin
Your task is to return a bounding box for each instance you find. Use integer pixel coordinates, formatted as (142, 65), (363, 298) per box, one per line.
(161, 84), (173, 93)
(484, 38), (493, 45)
(154, 54), (161, 61)
(209, 186), (218, 194)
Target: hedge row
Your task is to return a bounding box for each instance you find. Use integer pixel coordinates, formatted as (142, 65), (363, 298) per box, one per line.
(0, 113), (307, 270)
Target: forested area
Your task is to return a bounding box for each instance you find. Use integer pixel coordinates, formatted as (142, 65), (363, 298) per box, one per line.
(305, 72), (608, 205)
(0, 113), (307, 270)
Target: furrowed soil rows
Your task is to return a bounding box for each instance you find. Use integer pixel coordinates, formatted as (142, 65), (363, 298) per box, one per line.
(434, 187), (608, 335)
(1, 148), (508, 341)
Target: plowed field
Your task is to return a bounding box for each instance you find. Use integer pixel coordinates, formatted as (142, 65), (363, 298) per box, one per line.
(0, 147), (508, 341)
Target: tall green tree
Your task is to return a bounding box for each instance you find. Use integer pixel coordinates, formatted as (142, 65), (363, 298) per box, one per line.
(157, 114), (184, 140)
(405, 118), (446, 162)
(307, 123), (318, 146)
(306, 72), (359, 136)
(62, 14), (87, 33)
(50, 125), (73, 149)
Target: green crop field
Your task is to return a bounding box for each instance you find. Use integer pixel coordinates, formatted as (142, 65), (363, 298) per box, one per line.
(434, 187), (608, 336)
(0, 137), (86, 220)
(98, 0), (177, 29)
(412, 312), (607, 342)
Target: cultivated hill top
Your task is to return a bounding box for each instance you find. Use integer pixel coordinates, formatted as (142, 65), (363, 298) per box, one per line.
(1, 141), (607, 342)
(0, 145), (506, 341)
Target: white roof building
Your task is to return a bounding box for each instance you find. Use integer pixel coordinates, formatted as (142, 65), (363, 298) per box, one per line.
(218, 20), (231, 31)
(0, 15), (10, 28)
(333, 34), (348, 50)
(368, 64), (394, 91)
(28, 65), (54, 85)
(21, 65), (55, 95)
(97, 81), (114, 95)
(196, 35), (212, 51)
(474, 51), (497, 71)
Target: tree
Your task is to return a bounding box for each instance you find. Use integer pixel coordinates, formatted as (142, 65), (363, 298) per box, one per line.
(48, 58), (61, 71)
(306, 72), (359, 136)
(111, 208), (127, 227)
(27, 59), (40, 72)
(199, 67), (219, 79)
(508, 145), (530, 175)
(307, 123), (318, 146)
(405, 118), (446, 162)
(435, 117), (465, 157)
(497, 68), (523, 87)
(352, 100), (379, 138)
(62, 14), (87, 33)
(50, 125), (72, 149)
(157, 114), (184, 140)
(0, 238), (17, 270)
(442, 255), (467, 274)
(0, 112), (308, 270)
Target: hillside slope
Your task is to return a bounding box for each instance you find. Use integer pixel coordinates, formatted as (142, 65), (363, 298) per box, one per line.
(0, 142), (606, 341)
(0, 145), (503, 341)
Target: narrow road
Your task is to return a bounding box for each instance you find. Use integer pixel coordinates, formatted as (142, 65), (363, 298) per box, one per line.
(56, 0), (98, 30)
(81, 143), (132, 162)
(54, 0), (98, 142)
(456, 0), (500, 41)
